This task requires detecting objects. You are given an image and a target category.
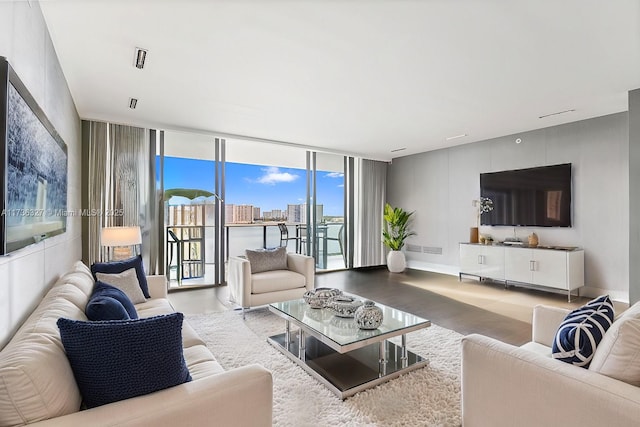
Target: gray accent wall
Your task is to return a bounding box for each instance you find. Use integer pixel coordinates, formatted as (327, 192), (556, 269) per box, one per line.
(630, 89), (640, 304)
(0, 2), (82, 346)
(388, 112), (630, 302)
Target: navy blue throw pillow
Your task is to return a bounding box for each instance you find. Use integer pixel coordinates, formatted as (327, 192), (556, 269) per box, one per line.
(91, 255), (150, 298)
(88, 281), (138, 320)
(85, 295), (130, 321)
(57, 313), (192, 408)
(552, 295), (615, 368)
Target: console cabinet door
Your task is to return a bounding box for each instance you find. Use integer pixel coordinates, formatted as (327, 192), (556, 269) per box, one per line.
(460, 244), (484, 277)
(504, 248), (534, 284)
(482, 246), (505, 280)
(460, 244), (504, 280)
(532, 249), (568, 289)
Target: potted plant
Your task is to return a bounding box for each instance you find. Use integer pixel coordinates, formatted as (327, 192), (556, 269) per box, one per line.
(470, 197), (493, 243)
(382, 203), (416, 272)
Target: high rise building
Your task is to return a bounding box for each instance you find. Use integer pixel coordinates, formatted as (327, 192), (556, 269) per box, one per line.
(233, 204), (254, 223)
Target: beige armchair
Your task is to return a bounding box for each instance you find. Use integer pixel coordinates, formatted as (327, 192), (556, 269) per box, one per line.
(228, 252), (315, 317)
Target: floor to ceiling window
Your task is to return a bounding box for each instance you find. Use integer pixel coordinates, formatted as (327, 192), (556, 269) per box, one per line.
(158, 132), (351, 289)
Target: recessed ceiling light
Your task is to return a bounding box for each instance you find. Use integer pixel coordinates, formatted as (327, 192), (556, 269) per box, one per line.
(539, 109), (575, 119)
(445, 134), (467, 141)
(134, 47), (148, 69)
(129, 98), (138, 109)
(390, 147), (406, 153)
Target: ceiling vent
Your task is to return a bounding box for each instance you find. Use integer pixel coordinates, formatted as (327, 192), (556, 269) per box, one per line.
(134, 47), (148, 69)
(129, 98), (138, 109)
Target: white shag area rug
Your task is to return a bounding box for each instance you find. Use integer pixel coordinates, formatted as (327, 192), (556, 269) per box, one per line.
(187, 309), (462, 427)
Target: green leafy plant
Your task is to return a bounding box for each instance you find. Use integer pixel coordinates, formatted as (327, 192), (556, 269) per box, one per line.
(382, 203), (416, 251)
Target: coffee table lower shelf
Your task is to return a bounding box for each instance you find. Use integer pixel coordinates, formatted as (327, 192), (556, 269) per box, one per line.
(267, 330), (428, 399)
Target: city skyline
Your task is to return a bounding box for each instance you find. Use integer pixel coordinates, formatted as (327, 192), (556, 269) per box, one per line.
(161, 157), (345, 216)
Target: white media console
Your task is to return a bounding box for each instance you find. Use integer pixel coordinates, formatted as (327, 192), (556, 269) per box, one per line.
(459, 243), (584, 301)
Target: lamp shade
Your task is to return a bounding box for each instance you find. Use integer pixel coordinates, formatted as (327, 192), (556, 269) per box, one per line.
(101, 226), (142, 247)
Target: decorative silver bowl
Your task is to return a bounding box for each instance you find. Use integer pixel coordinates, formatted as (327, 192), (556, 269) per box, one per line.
(354, 300), (384, 330)
(325, 295), (363, 318)
(303, 287), (342, 309)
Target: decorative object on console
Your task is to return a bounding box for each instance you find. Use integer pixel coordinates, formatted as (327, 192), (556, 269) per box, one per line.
(382, 203), (416, 272)
(470, 197), (493, 244)
(101, 226), (142, 261)
(326, 295), (363, 318)
(528, 232), (539, 247)
(354, 300), (384, 330)
(552, 295), (615, 368)
(303, 287), (342, 309)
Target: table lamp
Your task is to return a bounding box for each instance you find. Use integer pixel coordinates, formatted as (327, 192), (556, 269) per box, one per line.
(101, 226), (142, 261)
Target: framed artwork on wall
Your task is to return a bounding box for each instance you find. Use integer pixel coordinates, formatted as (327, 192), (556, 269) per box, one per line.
(0, 57), (68, 255)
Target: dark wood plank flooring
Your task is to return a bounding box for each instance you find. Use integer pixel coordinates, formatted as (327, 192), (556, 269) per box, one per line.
(316, 267), (532, 346)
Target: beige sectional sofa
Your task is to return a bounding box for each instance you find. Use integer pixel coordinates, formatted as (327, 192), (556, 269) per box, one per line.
(0, 261), (272, 427)
(461, 302), (640, 427)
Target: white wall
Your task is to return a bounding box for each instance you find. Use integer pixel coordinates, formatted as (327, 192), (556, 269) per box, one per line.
(0, 2), (82, 346)
(388, 112), (629, 302)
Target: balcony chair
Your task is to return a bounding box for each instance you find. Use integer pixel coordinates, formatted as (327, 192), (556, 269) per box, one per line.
(228, 247), (314, 318)
(277, 223), (299, 252)
(325, 224), (346, 267)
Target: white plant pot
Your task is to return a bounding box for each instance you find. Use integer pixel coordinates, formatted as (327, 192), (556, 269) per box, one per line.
(386, 250), (406, 273)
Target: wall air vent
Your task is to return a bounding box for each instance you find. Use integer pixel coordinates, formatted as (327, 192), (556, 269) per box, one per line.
(422, 246), (443, 255)
(406, 244), (422, 253)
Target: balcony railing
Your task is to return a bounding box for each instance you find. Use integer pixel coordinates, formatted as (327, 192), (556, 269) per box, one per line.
(165, 223), (345, 287)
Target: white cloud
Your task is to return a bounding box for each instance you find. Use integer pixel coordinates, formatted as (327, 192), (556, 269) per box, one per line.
(326, 172), (344, 178)
(256, 166), (300, 185)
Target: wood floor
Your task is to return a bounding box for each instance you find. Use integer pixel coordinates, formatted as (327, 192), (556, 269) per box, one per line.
(315, 268), (533, 345)
(168, 267), (628, 346)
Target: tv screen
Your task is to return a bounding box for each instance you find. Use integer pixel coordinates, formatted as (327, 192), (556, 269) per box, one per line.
(0, 57), (68, 254)
(480, 163), (572, 227)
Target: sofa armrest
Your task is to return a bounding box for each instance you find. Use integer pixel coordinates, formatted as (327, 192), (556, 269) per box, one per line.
(228, 256), (252, 307)
(146, 275), (168, 299)
(461, 334), (640, 427)
(531, 304), (571, 346)
(31, 364), (273, 427)
(286, 253), (315, 291)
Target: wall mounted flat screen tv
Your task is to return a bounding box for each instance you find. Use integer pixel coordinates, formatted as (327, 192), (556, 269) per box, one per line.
(480, 163), (572, 227)
(0, 57), (68, 254)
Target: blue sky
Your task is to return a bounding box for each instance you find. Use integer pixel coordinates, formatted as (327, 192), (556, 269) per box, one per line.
(161, 157), (344, 216)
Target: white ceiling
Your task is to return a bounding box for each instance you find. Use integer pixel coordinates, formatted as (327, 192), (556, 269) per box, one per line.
(40, 0), (640, 161)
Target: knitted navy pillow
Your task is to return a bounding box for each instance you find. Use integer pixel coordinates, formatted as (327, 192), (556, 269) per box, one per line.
(87, 281), (138, 320)
(57, 313), (191, 409)
(552, 295), (615, 368)
(91, 255), (150, 298)
(85, 295), (131, 321)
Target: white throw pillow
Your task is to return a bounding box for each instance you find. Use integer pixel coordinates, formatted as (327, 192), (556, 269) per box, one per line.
(589, 301), (640, 385)
(95, 268), (146, 304)
(589, 317), (640, 385)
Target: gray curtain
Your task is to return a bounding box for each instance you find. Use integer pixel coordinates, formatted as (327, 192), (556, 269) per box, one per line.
(83, 122), (157, 272)
(355, 158), (387, 267)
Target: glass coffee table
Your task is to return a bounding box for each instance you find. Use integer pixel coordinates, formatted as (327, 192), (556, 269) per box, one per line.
(268, 295), (431, 399)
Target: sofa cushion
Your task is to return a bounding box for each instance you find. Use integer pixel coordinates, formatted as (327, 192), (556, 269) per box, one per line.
(0, 284), (88, 425)
(552, 295), (615, 368)
(245, 246), (287, 273)
(89, 281), (138, 320)
(251, 270), (306, 294)
(589, 301), (640, 385)
(95, 267), (147, 304)
(57, 313), (192, 409)
(91, 255), (150, 298)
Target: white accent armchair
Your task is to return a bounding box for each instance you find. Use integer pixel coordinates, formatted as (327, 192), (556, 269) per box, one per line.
(228, 252), (315, 316)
